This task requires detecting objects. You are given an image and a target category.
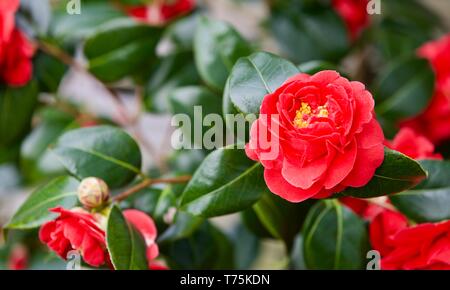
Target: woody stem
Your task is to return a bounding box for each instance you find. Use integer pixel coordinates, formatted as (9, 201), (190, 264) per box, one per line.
(113, 176), (192, 202)
(36, 40), (131, 125)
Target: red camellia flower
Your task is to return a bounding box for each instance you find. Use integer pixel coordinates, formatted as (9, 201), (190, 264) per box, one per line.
(369, 209), (408, 256)
(39, 207), (164, 269)
(370, 211), (450, 270)
(0, 0), (35, 86)
(385, 127), (443, 160)
(245, 70), (385, 202)
(331, 0), (370, 40)
(39, 207), (109, 267)
(401, 34), (450, 144)
(127, 0), (195, 26)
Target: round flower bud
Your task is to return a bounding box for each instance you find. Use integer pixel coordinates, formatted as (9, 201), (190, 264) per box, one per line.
(77, 177), (110, 209)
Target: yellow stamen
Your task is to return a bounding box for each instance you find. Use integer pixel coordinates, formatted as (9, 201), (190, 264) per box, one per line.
(293, 102), (312, 128)
(293, 102), (328, 128)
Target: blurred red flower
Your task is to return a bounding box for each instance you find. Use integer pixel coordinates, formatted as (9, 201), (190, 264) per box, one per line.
(385, 127), (443, 160)
(0, 0), (34, 86)
(127, 0), (195, 26)
(246, 70), (385, 202)
(8, 244), (28, 270)
(402, 34), (450, 144)
(332, 0), (370, 40)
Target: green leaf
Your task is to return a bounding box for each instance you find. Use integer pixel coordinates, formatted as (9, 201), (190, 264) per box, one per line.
(145, 52), (200, 113)
(52, 125), (142, 189)
(21, 108), (75, 183)
(224, 52), (299, 117)
(158, 211), (204, 243)
(164, 13), (199, 53)
(298, 60), (336, 75)
(391, 160), (450, 223)
(5, 176), (79, 229)
(194, 17), (252, 91)
(180, 146), (265, 218)
(252, 192), (316, 250)
(84, 18), (161, 83)
(231, 222), (261, 269)
(0, 82), (38, 147)
(161, 221), (234, 270)
(339, 148), (427, 198)
(169, 86), (224, 148)
(269, 5), (349, 63)
(375, 0), (441, 60)
(125, 186), (177, 231)
(51, 2), (125, 43)
(374, 56), (435, 122)
(33, 40), (68, 93)
(301, 200), (369, 270)
(106, 205), (148, 270)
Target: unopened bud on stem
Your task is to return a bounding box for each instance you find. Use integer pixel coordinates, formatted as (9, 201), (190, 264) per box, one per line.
(77, 177), (110, 209)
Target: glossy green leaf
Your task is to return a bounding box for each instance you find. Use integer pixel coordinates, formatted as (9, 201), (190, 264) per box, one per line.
(224, 52), (299, 116)
(231, 222), (261, 269)
(145, 52), (200, 113)
(0, 82), (38, 146)
(158, 211), (204, 243)
(302, 200), (369, 270)
(374, 56), (435, 121)
(180, 146), (265, 217)
(298, 60), (336, 75)
(52, 125), (142, 189)
(339, 148), (427, 198)
(252, 192), (316, 250)
(51, 2), (125, 43)
(106, 205), (148, 270)
(125, 186), (177, 231)
(5, 176), (79, 229)
(164, 13), (199, 53)
(270, 5), (349, 63)
(21, 108), (75, 183)
(169, 86), (223, 148)
(194, 17), (252, 91)
(161, 221), (234, 270)
(376, 0), (441, 60)
(84, 18), (161, 83)
(33, 40), (68, 93)
(391, 160), (450, 223)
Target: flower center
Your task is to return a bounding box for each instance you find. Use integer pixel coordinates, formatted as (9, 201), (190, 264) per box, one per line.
(293, 102), (328, 128)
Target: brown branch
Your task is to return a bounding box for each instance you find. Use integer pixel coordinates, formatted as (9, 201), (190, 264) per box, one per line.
(36, 40), (131, 125)
(113, 176), (191, 202)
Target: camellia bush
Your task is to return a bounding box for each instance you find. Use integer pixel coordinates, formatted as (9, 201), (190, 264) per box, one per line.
(1, 0), (450, 270)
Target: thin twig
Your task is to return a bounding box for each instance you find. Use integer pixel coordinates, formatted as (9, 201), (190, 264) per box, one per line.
(113, 176), (191, 202)
(36, 40), (131, 125)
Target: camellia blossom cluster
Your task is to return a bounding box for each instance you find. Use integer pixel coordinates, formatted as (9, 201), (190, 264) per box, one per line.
(342, 128), (450, 270)
(126, 0), (195, 26)
(0, 0), (34, 86)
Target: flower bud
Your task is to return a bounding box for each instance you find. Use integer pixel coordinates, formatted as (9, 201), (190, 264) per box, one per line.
(77, 177), (110, 209)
